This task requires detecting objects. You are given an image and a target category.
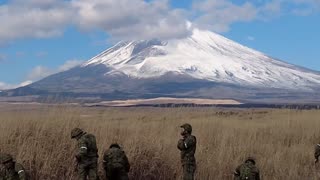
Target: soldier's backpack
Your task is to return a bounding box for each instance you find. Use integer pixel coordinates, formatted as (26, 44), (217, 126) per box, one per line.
(239, 163), (255, 180)
(106, 148), (126, 169)
(84, 134), (98, 155)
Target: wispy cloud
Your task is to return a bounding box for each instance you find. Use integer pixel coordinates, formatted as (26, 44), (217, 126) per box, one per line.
(35, 51), (48, 58)
(192, 1), (257, 32)
(58, 60), (83, 72)
(0, 80), (32, 90)
(0, 59), (84, 90)
(247, 36), (255, 41)
(26, 66), (53, 81)
(0, 53), (6, 62)
(15, 51), (25, 57)
(27, 59), (84, 81)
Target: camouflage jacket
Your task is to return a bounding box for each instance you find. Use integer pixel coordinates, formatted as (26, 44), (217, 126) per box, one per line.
(315, 144), (320, 160)
(0, 162), (28, 180)
(177, 134), (196, 165)
(76, 133), (98, 162)
(234, 162), (260, 180)
(103, 147), (130, 173)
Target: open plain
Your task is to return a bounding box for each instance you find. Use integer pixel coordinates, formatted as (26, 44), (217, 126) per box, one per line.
(0, 103), (320, 180)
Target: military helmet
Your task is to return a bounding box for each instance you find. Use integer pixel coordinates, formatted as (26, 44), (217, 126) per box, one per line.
(109, 143), (121, 149)
(245, 157), (256, 165)
(71, 128), (84, 139)
(180, 123), (192, 134)
(0, 153), (13, 164)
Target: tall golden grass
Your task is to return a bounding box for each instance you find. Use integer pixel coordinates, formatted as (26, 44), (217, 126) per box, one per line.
(0, 104), (320, 180)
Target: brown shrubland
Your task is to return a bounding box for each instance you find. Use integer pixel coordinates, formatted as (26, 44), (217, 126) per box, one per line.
(0, 104), (320, 180)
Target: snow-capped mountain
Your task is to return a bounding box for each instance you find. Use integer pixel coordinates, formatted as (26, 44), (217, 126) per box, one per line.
(3, 28), (320, 103)
(83, 28), (320, 91)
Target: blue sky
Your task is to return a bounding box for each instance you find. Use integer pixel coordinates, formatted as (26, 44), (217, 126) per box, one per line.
(0, 0), (319, 89)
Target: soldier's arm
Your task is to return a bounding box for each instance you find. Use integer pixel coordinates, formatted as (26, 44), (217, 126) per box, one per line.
(177, 139), (185, 150)
(15, 163), (28, 180)
(315, 145), (320, 162)
(123, 153), (130, 172)
(76, 138), (88, 160)
(102, 151), (109, 170)
(233, 165), (241, 178)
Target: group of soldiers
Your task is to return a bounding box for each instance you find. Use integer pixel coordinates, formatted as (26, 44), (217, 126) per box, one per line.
(70, 127), (130, 180)
(68, 124), (198, 180)
(1, 123), (320, 180)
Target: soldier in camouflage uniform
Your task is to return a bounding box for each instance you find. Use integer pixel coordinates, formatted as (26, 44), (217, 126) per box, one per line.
(314, 143), (320, 163)
(71, 128), (99, 180)
(177, 123), (197, 180)
(0, 153), (28, 180)
(103, 143), (130, 180)
(234, 157), (260, 180)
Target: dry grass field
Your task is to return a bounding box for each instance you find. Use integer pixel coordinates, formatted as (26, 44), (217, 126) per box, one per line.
(0, 103), (320, 180)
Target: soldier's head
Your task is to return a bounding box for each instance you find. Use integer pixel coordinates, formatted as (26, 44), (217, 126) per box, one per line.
(245, 157), (256, 165)
(180, 123), (192, 136)
(0, 153), (14, 169)
(109, 143), (121, 149)
(71, 128), (85, 139)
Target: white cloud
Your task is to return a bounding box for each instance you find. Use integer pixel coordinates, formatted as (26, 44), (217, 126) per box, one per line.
(0, 80), (32, 90)
(0, 0), (191, 43)
(258, 0), (320, 18)
(71, 0), (191, 40)
(19, 80), (33, 87)
(27, 59), (83, 81)
(27, 66), (53, 81)
(0, 82), (15, 90)
(259, 0), (282, 18)
(192, 1), (257, 32)
(0, 0), (319, 43)
(58, 60), (83, 72)
(0, 0), (73, 44)
(0, 59), (82, 90)
(192, 0), (320, 33)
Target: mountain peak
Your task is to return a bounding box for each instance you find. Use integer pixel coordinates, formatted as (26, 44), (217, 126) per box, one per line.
(82, 28), (320, 90)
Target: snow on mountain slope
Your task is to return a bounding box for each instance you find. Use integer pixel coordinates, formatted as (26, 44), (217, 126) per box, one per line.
(83, 28), (320, 90)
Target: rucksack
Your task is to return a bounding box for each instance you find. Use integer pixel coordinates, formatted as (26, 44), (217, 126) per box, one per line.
(239, 163), (255, 180)
(84, 134), (98, 155)
(106, 148), (126, 168)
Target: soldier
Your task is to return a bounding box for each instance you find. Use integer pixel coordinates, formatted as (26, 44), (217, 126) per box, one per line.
(234, 157), (260, 180)
(177, 123), (197, 180)
(315, 143), (320, 163)
(71, 128), (99, 180)
(103, 143), (130, 180)
(0, 153), (28, 180)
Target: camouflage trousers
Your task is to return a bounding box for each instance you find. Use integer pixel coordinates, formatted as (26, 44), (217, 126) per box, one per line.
(182, 164), (196, 180)
(77, 158), (98, 180)
(105, 167), (129, 180)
